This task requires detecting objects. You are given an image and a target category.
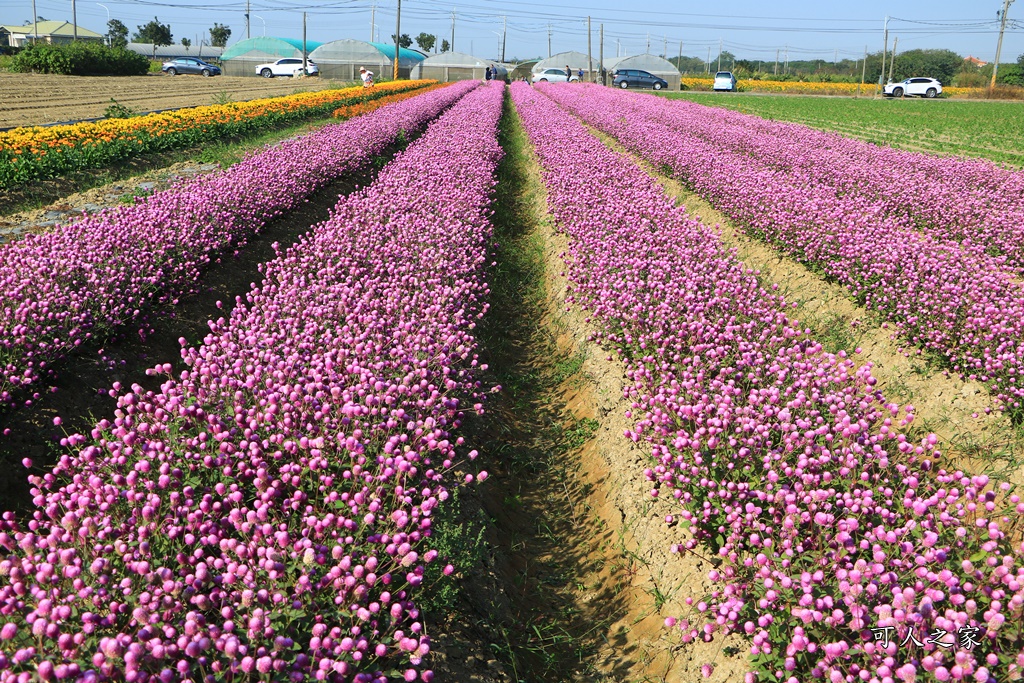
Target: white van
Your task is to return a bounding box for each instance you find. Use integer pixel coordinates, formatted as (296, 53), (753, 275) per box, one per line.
(713, 71), (737, 91)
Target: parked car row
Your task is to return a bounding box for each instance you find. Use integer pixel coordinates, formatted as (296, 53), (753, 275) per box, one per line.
(161, 57), (319, 78)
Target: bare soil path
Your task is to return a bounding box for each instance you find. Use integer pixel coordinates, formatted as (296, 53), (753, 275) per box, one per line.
(0, 72), (349, 128)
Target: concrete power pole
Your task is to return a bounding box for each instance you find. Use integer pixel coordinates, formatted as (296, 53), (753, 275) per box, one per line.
(72, 0), (78, 40)
(370, 2), (375, 41)
(599, 23), (604, 84)
(888, 35), (898, 83)
(501, 15), (506, 63)
(775, 48), (779, 76)
(859, 45), (867, 97)
(547, 24), (551, 58)
(302, 12), (307, 75)
(394, 0), (401, 80)
(246, 0), (250, 39)
(879, 15), (889, 94)
(717, 38), (722, 72)
(991, 0), (1015, 90)
(587, 16), (592, 81)
(450, 8), (455, 52)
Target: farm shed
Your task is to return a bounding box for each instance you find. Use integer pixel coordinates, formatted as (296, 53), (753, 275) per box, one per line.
(531, 51), (597, 79)
(309, 40), (425, 80)
(127, 43), (224, 62)
(604, 53), (682, 90)
(1, 21), (104, 47)
(410, 52), (506, 82)
(220, 37), (323, 77)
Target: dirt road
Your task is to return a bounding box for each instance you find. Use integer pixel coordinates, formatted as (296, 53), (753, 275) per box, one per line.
(0, 72), (349, 129)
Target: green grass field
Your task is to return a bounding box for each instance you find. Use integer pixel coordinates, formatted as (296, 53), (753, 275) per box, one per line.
(660, 92), (1024, 167)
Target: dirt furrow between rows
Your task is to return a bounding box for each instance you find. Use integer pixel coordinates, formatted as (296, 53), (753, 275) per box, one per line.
(425, 97), (750, 682)
(584, 125), (1024, 487)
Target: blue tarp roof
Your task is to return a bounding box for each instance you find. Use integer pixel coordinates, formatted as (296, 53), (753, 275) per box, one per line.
(221, 37), (323, 61)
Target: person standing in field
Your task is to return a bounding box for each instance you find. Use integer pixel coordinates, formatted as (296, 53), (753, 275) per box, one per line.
(485, 65), (492, 81)
(577, 67), (584, 82)
(566, 65), (572, 80)
(360, 67), (374, 88)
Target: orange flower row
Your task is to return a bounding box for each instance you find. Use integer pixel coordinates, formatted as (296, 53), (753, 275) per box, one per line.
(0, 80), (438, 189)
(332, 83), (450, 119)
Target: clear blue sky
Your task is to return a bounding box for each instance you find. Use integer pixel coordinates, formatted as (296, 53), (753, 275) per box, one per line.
(7, 0), (1022, 64)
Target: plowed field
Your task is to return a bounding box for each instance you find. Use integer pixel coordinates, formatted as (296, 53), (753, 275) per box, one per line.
(0, 72), (348, 128)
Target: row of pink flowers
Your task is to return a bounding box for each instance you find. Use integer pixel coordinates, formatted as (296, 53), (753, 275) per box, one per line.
(536, 83), (1024, 417)
(0, 81), (504, 682)
(513, 81), (1024, 682)
(638, 95), (1024, 271)
(0, 82), (476, 408)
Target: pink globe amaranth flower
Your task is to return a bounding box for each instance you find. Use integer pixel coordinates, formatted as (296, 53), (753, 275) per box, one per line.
(0, 83), (507, 679)
(701, 663), (715, 677)
(511, 81), (1024, 682)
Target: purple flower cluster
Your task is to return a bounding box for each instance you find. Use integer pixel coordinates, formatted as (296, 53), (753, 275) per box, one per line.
(0, 82), (477, 406)
(535, 83), (1024, 415)
(622, 97), (1024, 270)
(512, 82), (1024, 682)
(0, 81), (504, 682)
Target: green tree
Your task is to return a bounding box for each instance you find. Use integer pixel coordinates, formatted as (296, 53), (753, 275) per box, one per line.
(391, 33), (412, 49)
(415, 32), (436, 52)
(209, 23), (230, 48)
(441, 38), (450, 52)
(133, 17), (172, 59)
(106, 19), (128, 48)
(890, 49), (963, 84)
(181, 37), (191, 52)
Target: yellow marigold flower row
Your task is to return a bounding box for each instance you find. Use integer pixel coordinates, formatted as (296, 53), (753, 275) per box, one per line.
(0, 80), (437, 190)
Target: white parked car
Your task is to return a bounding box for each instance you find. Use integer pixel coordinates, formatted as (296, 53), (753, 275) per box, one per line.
(713, 71), (737, 91)
(884, 77), (942, 98)
(255, 58), (319, 78)
(531, 68), (579, 84)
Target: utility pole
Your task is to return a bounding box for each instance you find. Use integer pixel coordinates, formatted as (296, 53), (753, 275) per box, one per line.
(450, 8), (455, 52)
(501, 15), (506, 63)
(646, 32), (650, 53)
(706, 46), (711, 73)
(663, 36), (667, 58)
(302, 12), (307, 75)
(616, 39), (620, 58)
(859, 45), (867, 97)
(677, 40), (682, 71)
(888, 35), (898, 83)
(72, 0), (78, 40)
(879, 15), (889, 94)
(991, 0), (1014, 90)
(394, 0), (401, 80)
(587, 16), (592, 81)
(599, 23), (605, 84)
(31, 0), (37, 43)
(246, 0), (250, 39)
(370, 2), (375, 41)
(775, 48), (779, 76)
(547, 24), (552, 58)
(717, 38), (722, 72)
(834, 48), (838, 69)
(784, 45), (789, 74)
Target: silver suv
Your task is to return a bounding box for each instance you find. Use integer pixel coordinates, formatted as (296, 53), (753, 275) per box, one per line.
(713, 71), (737, 91)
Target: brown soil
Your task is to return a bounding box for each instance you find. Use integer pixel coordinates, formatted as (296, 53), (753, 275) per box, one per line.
(428, 105), (751, 682)
(0, 72), (349, 128)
